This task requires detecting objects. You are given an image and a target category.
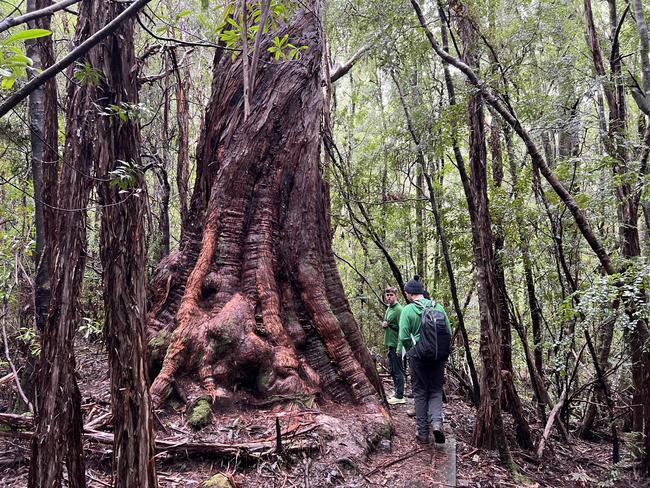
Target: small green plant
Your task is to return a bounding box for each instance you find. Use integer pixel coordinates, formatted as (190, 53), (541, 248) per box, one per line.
(72, 60), (103, 87)
(108, 159), (142, 190)
(17, 327), (40, 357)
(79, 317), (103, 341)
(97, 101), (151, 123)
(215, 1), (307, 61)
(267, 34), (308, 61)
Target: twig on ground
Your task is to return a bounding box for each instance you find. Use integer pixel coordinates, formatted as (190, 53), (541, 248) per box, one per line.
(86, 470), (111, 487)
(276, 416), (283, 454)
(364, 447), (427, 477)
(0, 372), (16, 386)
(84, 411), (112, 431)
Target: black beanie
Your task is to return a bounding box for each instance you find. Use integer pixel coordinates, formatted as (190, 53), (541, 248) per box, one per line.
(404, 275), (425, 295)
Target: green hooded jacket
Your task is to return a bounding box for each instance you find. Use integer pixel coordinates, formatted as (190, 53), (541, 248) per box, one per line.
(383, 302), (403, 353)
(398, 298), (451, 352)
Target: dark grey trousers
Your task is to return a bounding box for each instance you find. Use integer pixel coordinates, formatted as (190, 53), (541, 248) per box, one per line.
(387, 346), (405, 398)
(409, 356), (445, 439)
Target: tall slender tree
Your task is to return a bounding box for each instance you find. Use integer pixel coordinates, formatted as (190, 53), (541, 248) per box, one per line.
(91, 0), (158, 484)
(27, 0), (98, 482)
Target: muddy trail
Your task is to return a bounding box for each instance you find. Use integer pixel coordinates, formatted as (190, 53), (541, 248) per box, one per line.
(0, 343), (646, 487)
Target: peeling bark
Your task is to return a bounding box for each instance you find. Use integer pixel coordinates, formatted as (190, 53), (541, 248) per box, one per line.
(27, 1), (97, 485)
(92, 0), (158, 484)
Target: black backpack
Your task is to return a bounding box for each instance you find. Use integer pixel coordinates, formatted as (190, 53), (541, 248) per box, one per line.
(410, 301), (451, 361)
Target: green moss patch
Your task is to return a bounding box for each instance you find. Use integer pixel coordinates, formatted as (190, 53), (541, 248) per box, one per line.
(201, 473), (233, 488)
(187, 396), (212, 430)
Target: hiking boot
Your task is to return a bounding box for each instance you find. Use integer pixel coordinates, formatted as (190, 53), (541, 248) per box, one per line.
(432, 421), (445, 444)
(387, 395), (407, 405)
(406, 408), (416, 417)
(415, 433), (430, 445)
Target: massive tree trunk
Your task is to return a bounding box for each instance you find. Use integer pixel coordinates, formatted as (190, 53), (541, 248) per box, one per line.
(92, 1), (158, 485)
(147, 1), (384, 414)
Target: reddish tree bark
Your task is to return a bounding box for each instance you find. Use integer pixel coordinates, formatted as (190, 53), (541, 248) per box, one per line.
(147, 1), (384, 416)
(91, 1), (158, 485)
(170, 48), (191, 236)
(435, 0), (513, 466)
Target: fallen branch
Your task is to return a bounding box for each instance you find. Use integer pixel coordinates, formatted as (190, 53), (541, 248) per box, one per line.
(0, 412), (33, 430)
(84, 411), (112, 431)
(0, 0), (80, 34)
(364, 447), (427, 477)
(536, 386), (567, 459)
(0, 420), (319, 460)
(0, 372), (16, 386)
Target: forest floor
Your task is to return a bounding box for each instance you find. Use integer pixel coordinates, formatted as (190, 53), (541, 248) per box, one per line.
(0, 342), (648, 487)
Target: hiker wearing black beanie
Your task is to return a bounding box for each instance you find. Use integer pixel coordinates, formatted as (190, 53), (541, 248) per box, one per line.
(398, 275), (452, 445)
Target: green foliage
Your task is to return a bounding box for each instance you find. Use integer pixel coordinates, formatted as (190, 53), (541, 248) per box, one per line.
(97, 101), (151, 124)
(0, 28), (52, 89)
(79, 317), (103, 341)
(215, 0), (306, 61)
(267, 34), (307, 61)
(17, 327), (39, 357)
(108, 159), (142, 190)
(72, 60), (103, 87)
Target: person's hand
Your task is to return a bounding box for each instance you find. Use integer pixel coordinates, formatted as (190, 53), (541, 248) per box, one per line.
(382, 320), (388, 329)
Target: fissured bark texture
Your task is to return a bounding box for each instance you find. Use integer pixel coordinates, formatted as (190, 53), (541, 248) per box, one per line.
(147, 2), (383, 413)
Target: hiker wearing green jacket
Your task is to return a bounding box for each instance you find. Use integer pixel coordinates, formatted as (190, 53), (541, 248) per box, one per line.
(399, 275), (452, 445)
(383, 286), (405, 405)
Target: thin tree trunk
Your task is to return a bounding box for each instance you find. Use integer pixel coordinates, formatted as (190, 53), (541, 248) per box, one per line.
(27, 1), (96, 484)
(436, 0), (513, 465)
(505, 128), (544, 380)
(490, 115), (533, 449)
(170, 48), (191, 235)
(581, 1), (643, 447)
(91, 1), (158, 484)
(630, 0), (650, 471)
(26, 0), (58, 331)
